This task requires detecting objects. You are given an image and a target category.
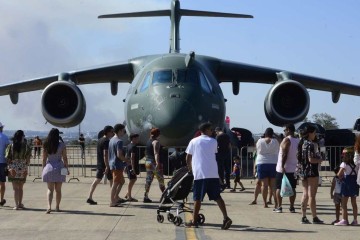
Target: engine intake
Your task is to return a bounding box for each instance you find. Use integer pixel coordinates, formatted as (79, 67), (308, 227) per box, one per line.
(264, 80), (309, 126)
(41, 81), (86, 127)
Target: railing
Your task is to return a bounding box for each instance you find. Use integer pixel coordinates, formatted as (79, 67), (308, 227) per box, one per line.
(28, 144), (190, 181)
(238, 145), (351, 182)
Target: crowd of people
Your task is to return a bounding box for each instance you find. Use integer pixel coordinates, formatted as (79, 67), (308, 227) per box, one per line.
(251, 124), (360, 226)
(1, 120), (360, 229)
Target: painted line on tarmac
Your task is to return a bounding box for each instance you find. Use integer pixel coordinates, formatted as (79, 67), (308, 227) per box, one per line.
(184, 210), (198, 240)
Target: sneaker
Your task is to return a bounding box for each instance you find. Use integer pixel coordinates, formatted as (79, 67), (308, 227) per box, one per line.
(301, 217), (311, 224)
(273, 207), (282, 213)
(221, 217), (232, 230)
(351, 220), (358, 226)
(143, 197), (153, 203)
(86, 198), (97, 205)
(184, 220), (198, 228)
(334, 219), (348, 226)
(289, 207), (296, 213)
(312, 217), (324, 224)
(331, 219), (340, 225)
(0, 199), (6, 206)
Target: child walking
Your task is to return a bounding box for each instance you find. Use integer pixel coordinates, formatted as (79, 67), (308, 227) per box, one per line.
(330, 167), (342, 225)
(230, 156), (245, 192)
(335, 147), (359, 226)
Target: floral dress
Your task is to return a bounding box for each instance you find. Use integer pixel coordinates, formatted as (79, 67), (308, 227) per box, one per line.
(5, 143), (31, 182)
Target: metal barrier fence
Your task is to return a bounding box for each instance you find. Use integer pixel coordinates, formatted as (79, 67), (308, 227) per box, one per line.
(238, 145), (352, 182)
(28, 145), (191, 182)
(27, 144), (351, 183)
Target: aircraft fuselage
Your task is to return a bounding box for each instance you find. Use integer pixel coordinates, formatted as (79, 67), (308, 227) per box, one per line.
(125, 53), (226, 146)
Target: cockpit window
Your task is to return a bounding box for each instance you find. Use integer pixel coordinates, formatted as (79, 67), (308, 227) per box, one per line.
(138, 71), (151, 93)
(176, 69), (198, 84)
(199, 71), (213, 94)
(152, 70), (173, 85)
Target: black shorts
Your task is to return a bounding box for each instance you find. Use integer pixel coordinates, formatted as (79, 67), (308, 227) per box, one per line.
(276, 172), (297, 190)
(127, 166), (137, 180)
(193, 178), (221, 201)
(0, 163), (7, 182)
(96, 169), (113, 181)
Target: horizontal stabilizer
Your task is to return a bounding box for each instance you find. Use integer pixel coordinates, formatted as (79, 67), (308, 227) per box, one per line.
(98, 10), (170, 19)
(180, 9), (253, 18)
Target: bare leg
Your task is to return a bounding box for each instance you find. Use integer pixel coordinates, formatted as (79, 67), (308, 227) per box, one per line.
(54, 182), (62, 211)
(47, 182), (55, 211)
(126, 179), (137, 199)
(351, 197), (358, 221)
(18, 182), (24, 206)
(341, 197), (349, 222)
(215, 197), (229, 219)
(12, 182), (19, 208)
(88, 178), (101, 200)
(261, 178), (269, 207)
(301, 180), (309, 218)
(0, 182), (5, 201)
(307, 177), (319, 218)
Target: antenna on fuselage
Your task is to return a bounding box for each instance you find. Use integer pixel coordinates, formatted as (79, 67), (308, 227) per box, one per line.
(98, 0), (253, 54)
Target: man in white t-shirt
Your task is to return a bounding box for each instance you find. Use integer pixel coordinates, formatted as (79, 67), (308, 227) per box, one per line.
(185, 122), (232, 230)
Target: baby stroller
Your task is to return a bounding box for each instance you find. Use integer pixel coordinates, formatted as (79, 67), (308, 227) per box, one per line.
(156, 166), (205, 226)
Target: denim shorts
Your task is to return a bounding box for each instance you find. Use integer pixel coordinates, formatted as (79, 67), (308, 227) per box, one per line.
(257, 164), (276, 179)
(193, 178), (221, 201)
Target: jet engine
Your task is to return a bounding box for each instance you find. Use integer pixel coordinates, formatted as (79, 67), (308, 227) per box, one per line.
(264, 80), (309, 126)
(41, 81), (86, 127)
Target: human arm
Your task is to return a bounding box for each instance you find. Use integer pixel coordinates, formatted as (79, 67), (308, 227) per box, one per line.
(186, 153), (192, 172)
(330, 178), (335, 199)
(337, 167), (345, 180)
(152, 140), (161, 168)
(280, 138), (291, 173)
(42, 149), (48, 168)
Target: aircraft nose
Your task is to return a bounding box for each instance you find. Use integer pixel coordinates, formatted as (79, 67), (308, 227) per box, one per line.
(154, 98), (197, 140)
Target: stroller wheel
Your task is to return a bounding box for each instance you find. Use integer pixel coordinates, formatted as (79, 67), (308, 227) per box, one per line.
(197, 214), (205, 225)
(157, 214), (164, 223)
(173, 216), (182, 226)
(167, 213), (175, 222)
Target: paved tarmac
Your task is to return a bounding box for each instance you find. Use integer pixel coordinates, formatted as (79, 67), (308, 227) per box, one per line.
(0, 176), (358, 240)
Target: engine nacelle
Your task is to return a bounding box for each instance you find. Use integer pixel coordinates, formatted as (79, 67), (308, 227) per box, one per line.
(41, 81), (86, 127)
(264, 80), (309, 126)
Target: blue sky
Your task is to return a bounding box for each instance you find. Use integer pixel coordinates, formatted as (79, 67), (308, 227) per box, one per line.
(0, 0), (359, 135)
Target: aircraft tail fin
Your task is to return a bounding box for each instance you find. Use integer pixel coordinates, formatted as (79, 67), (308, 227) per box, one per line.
(98, 1), (253, 53)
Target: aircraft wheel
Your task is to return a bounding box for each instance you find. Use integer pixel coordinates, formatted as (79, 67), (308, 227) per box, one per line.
(157, 214), (164, 223)
(197, 214), (205, 225)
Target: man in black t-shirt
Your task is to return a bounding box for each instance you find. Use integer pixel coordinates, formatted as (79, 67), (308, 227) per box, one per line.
(86, 126), (114, 205)
(124, 133), (140, 202)
(215, 127), (232, 189)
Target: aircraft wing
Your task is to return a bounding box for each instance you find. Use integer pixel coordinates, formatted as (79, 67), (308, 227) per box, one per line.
(216, 59), (360, 97)
(0, 61), (134, 97)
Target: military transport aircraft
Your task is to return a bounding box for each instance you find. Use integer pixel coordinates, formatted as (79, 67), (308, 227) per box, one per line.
(1, 0), (360, 146)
